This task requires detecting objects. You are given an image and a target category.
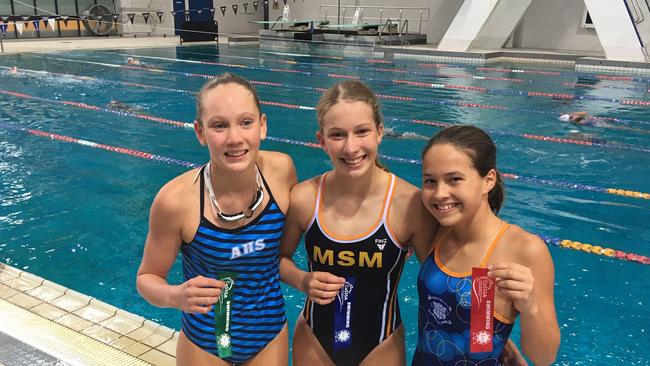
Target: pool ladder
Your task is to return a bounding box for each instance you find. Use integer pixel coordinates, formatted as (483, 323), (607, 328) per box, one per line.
(378, 18), (409, 46)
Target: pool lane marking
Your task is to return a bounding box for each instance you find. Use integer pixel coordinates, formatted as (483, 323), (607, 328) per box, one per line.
(113, 53), (650, 108)
(0, 68), (644, 152)
(390, 79), (650, 106)
(1, 122), (647, 265)
(475, 66), (650, 84)
(2, 88), (649, 202)
(7, 65), (650, 155)
(161, 49), (650, 92)
(30, 57), (650, 128)
(3, 68), (649, 153)
(3, 69), (650, 154)
(0, 122), (198, 168)
(118, 51), (650, 94)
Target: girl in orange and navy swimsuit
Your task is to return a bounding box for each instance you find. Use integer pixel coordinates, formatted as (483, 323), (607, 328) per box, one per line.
(279, 80), (436, 366)
(415, 125), (560, 366)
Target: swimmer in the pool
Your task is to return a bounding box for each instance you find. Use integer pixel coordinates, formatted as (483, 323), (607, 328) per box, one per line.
(559, 111), (650, 135)
(108, 99), (149, 115)
(384, 127), (429, 140)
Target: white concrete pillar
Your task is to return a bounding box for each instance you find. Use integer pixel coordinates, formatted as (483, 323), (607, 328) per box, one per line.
(472, 0), (533, 49)
(438, 0), (498, 51)
(584, 0), (645, 61)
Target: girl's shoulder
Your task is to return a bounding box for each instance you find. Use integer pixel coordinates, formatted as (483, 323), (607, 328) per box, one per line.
(285, 175), (322, 228)
(386, 173), (438, 242)
(257, 150), (297, 193)
(151, 168), (201, 219)
(290, 175), (321, 205)
(388, 174), (422, 213)
(258, 150), (295, 176)
(499, 224), (550, 264)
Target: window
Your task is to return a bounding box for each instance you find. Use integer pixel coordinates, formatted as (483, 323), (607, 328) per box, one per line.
(582, 8), (594, 29)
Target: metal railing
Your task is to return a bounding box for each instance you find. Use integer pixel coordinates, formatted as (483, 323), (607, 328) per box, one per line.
(378, 18), (395, 43)
(319, 4), (429, 34)
(399, 18), (409, 45)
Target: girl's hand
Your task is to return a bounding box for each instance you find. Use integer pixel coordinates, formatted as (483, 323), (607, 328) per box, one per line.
(500, 339), (529, 366)
(302, 271), (345, 305)
(488, 263), (537, 315)
(171, 275), (224, 314)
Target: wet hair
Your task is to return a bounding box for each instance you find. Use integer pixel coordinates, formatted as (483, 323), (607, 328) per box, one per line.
(195, 72), (262, 123)
(421, 125), (505, 213)
(316, 80), (388, 171)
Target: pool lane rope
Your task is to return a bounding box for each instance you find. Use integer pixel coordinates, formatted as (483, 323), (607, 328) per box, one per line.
(116, 54), (650, 110)
(475, 66), (650, 84)
(0, 122), (647, 266)
(6, 66), (650, 155)
(162, 50), (650, 95)
(390, 79), (650, 107)
(148, 51), (650, 96)
(158, 47), (643, 85)
(1, 88), (649, 202)
(36, 56), (650, 128)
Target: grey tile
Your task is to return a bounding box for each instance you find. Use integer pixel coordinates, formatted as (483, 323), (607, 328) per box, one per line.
(0, 331), (70, 366)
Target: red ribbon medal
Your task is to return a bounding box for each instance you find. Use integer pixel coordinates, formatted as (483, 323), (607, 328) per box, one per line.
(470, 267), (495, 353)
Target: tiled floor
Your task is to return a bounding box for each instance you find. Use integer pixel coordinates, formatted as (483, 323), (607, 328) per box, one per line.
(0, 264), (177, 366)
(0, 331), (69, 366)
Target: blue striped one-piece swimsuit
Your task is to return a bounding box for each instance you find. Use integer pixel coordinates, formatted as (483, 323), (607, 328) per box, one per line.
(180, 165), (287, 364)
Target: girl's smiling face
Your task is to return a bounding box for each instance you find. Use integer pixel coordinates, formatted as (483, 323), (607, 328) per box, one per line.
(317, 100), (383, 178)
(195, 82), (266, 172)
(421, 143), (495, 227)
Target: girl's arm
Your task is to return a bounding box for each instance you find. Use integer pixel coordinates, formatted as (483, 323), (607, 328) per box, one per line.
(390, 180), (438, 263)
(489, 235), (560, 365)
(411, 197), (439, 263)
(279, 183), (344, 304)
(136, 184), (223, 314)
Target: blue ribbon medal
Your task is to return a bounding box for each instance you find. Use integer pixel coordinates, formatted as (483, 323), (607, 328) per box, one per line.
(333, 276), (355, 351)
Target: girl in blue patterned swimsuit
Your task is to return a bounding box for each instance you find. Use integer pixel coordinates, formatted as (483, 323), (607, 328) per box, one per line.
(415, 125), (560, 366)
(137, 73), (296, 365)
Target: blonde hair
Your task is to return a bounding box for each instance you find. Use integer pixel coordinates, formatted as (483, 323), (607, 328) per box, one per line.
(316, 80), (388, 171)
(195, 73), (261, 123)
(316, 80), (383, 130)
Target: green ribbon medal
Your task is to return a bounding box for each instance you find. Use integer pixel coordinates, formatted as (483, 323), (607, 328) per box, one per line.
(215, 272), (237, 359)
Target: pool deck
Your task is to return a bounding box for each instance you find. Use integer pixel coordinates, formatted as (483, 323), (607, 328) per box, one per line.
(0, 264), (177, 366)
(2, 35), (649, 75)
(0, 36), (183, 54)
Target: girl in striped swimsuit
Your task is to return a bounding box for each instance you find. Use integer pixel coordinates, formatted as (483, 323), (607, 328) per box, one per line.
(137, 73), (296, 365)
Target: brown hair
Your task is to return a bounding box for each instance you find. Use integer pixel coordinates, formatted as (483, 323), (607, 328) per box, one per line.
(422, 125), (505, 213)
(195, 72), (262, 123)
(316, 80), (387, 171)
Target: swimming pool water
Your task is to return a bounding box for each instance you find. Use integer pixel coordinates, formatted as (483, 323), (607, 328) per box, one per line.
(1, 45), (649, 365)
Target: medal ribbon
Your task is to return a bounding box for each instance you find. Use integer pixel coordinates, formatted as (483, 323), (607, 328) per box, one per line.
(470, 267), (495, 353)
(215, 272), (237, 358)
(333, 276), (355, 351)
